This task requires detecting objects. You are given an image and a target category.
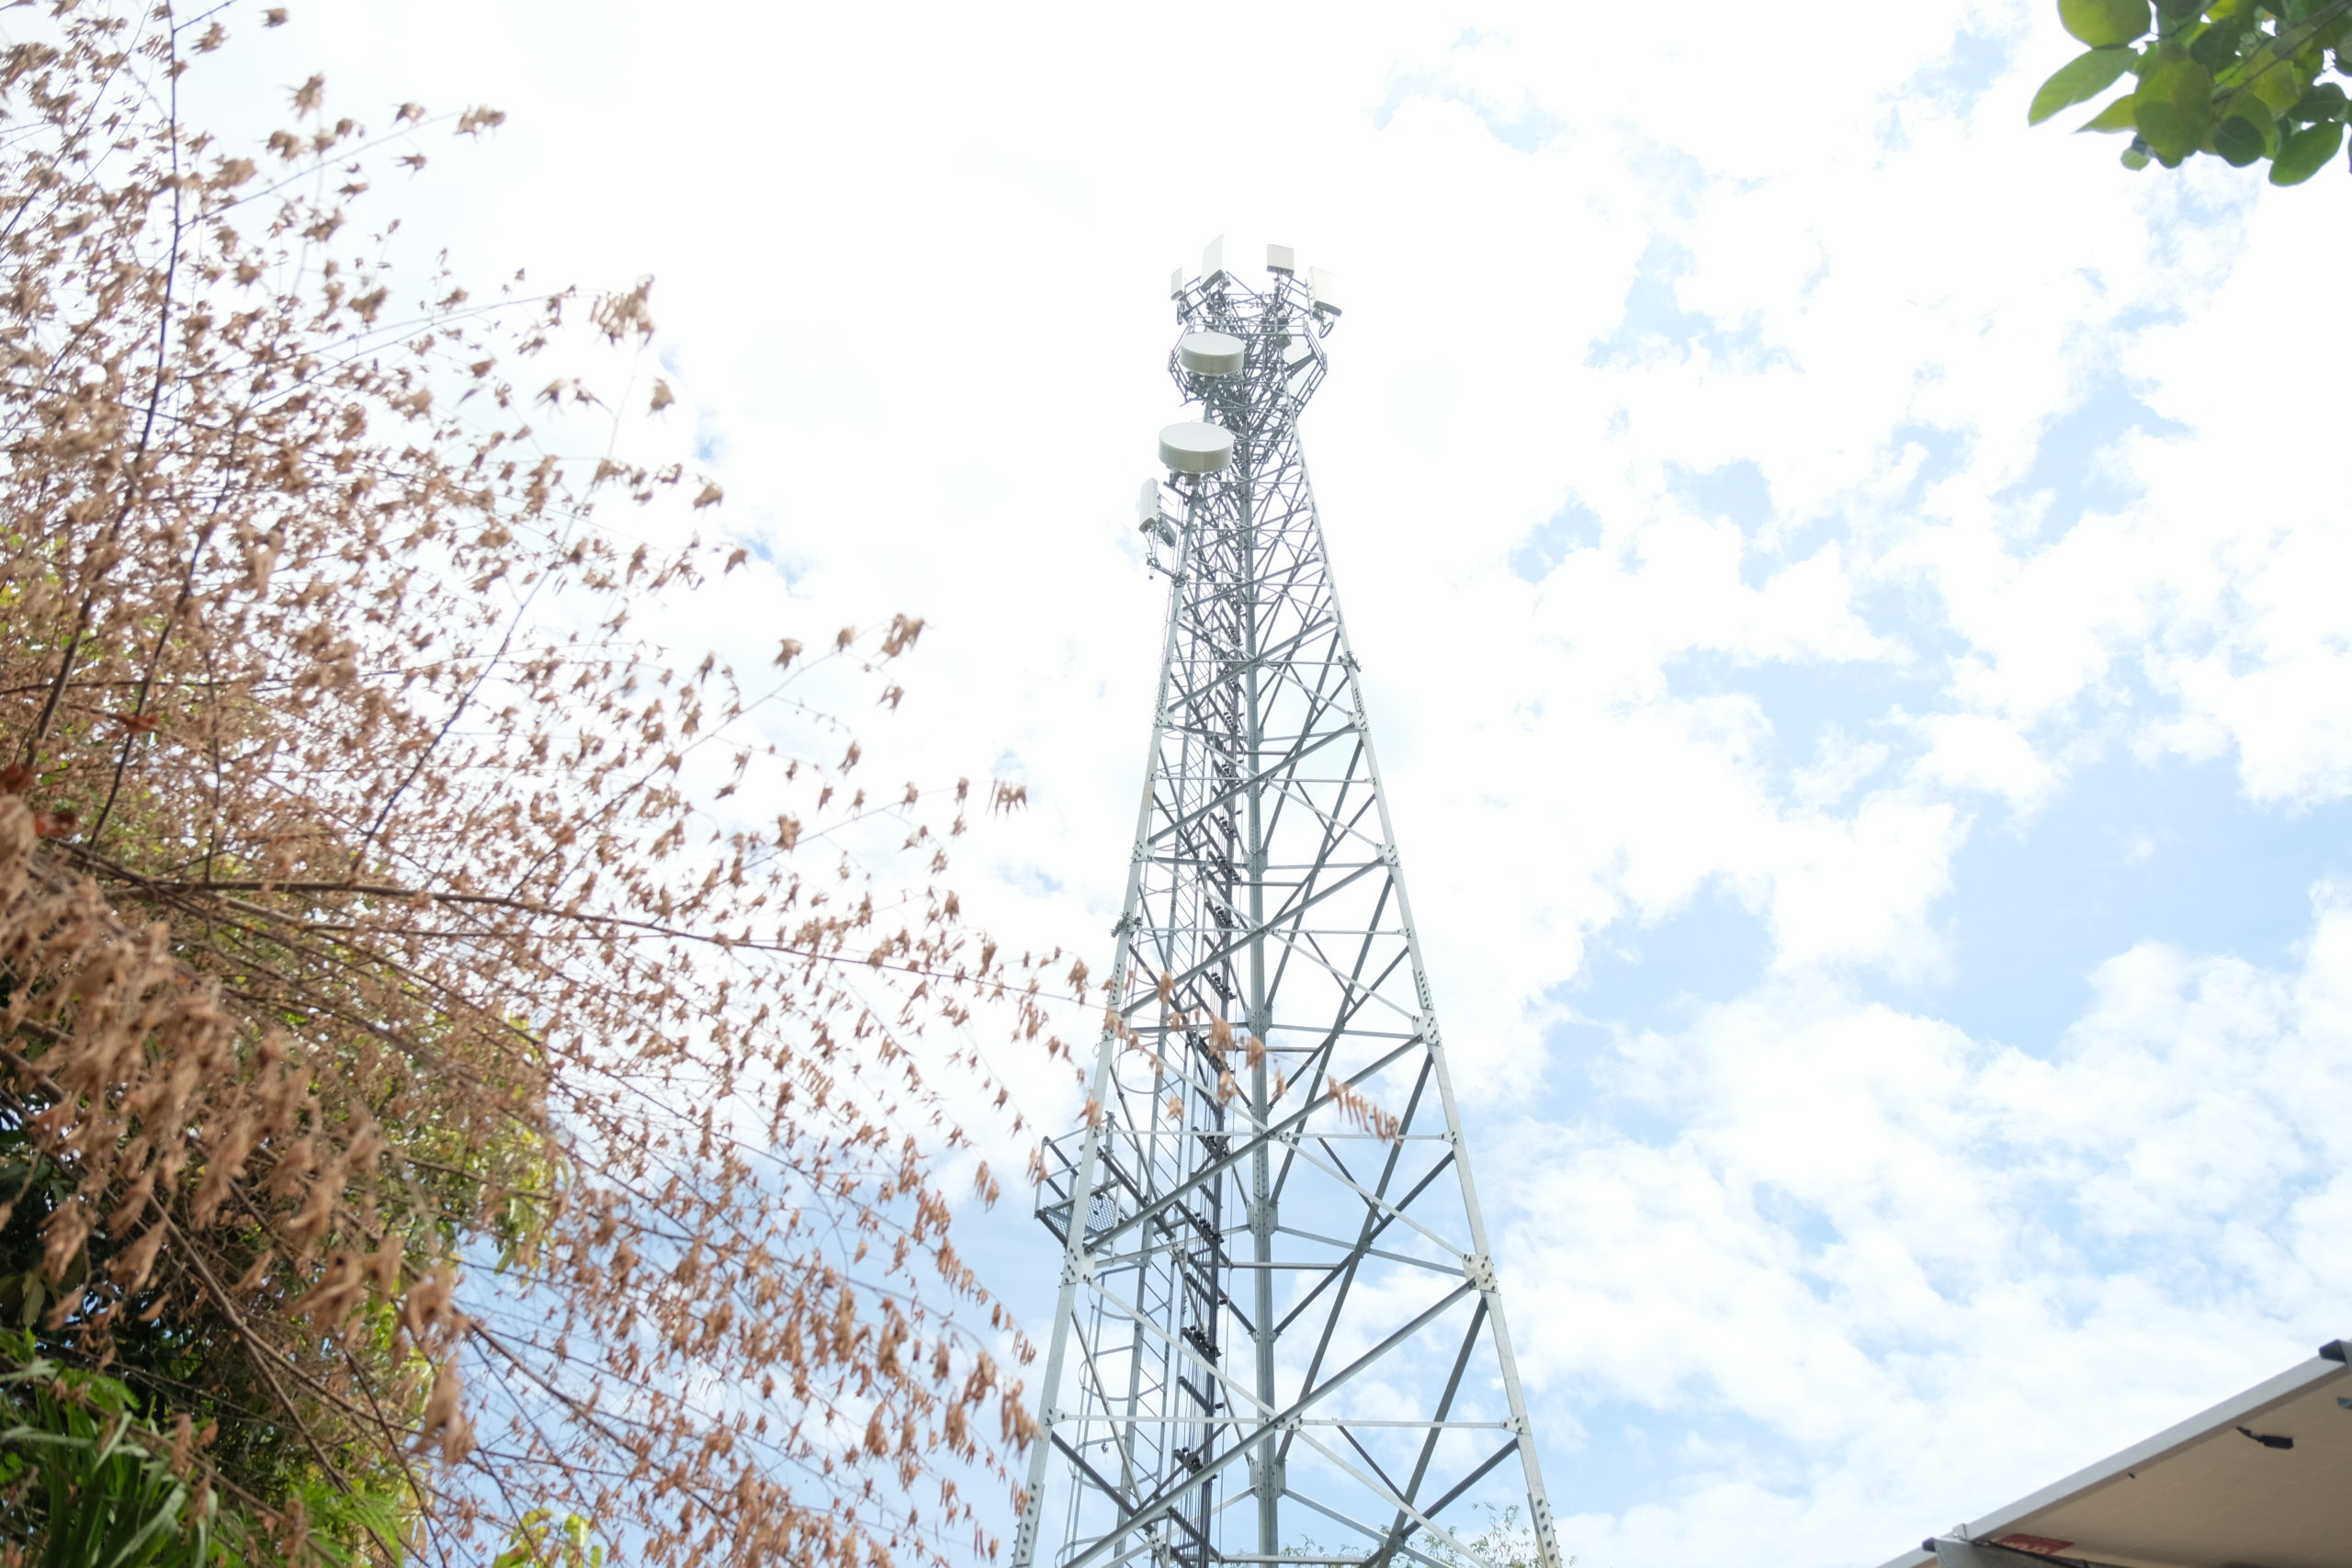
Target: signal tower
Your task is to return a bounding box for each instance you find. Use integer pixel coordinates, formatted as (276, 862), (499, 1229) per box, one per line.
(1012, 239), (1561, 1568)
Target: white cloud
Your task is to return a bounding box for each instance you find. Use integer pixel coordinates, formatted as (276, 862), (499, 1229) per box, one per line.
(1911, 711), (2053, 808)
(1504, 886), (2352, 1565)
(1793, 730), (1891, 811)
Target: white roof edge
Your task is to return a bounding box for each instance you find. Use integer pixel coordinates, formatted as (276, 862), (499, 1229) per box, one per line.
(1963, 1342), (2350, 1543)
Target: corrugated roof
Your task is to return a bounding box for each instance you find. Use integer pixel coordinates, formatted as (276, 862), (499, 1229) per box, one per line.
(1873, 1340), (2350, 1568)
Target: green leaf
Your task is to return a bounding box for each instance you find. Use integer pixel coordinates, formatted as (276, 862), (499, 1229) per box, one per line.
(2243, 51), (2315, 115)
(2079, 93), (2143, 130)
(2062, 0), (2153, 47)
(2270, 118), (2344, 180)
(2217, 86), (2279, 144)
(2135, 50), (2217, 158)
(2191, 15), (2255, 70)
(2033, 47), (2140, 122)
(2214, 113), (2268, 163)
(2290, 81), (2349, 123)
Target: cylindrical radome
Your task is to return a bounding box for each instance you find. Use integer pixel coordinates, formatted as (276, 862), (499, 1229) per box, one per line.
(1178, 330), (1246, 376)
(1159, 421), (1234, 474)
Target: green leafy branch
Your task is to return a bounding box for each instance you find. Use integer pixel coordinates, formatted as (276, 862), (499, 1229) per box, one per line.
(488, 1509), (605, 1568)
(0, 1337), (401, 1568)
(2031, 0), (2352, 185)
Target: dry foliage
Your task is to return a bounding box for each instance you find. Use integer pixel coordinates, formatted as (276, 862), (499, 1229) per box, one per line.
(0, 5), (1058, 1563)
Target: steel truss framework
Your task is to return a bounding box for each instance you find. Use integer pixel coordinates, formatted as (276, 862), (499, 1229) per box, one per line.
(1012, 257), (1562, 1568)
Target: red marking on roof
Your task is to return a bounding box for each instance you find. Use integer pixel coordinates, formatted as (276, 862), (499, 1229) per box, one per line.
(1993, 1535), (2075, 1556)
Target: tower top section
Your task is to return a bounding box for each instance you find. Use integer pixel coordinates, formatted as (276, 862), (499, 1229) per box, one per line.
(1174, 234), (1340, 316)
(1165, 236), (1340, 446)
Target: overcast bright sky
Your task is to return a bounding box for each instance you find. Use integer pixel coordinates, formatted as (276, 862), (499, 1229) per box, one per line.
(210, 3), (2352, 1563)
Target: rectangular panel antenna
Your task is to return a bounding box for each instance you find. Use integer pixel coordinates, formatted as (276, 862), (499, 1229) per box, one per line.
(1201, 234), (1227, 282)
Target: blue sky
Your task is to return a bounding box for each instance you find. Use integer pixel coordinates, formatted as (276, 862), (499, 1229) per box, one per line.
(221, 2), (2352, 1563)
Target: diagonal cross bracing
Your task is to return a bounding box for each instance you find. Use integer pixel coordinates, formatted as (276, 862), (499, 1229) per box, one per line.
(1014, 252), (1562, 1568)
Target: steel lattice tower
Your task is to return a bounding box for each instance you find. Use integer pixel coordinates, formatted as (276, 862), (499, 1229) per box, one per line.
(1012, 240), (1561, 1568)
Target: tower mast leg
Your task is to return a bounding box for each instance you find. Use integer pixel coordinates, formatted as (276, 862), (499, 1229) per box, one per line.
(1243, 479), (1280, 1560)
